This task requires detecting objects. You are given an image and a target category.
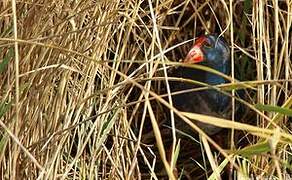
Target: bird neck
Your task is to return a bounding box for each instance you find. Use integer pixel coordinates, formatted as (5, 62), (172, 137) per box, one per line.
(204, 62), (229, 85)
(204, 73), (225, 85)
(203, 63), (230, 111)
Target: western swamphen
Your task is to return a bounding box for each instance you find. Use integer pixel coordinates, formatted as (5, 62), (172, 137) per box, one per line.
(170, 34), (231, 135)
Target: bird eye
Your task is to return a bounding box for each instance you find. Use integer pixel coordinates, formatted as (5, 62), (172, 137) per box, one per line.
(204, 41), (212, 48)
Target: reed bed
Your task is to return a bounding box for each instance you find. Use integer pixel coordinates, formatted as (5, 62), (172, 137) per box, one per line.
(0, 0), (291, 179)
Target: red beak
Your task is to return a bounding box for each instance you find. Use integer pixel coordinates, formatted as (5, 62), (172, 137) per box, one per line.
(184, 36), (206, 64)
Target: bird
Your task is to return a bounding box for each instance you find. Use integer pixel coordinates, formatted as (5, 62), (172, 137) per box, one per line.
(169, 34), (231, 135)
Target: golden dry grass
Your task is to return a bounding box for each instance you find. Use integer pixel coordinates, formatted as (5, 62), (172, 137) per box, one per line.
(0, 0), (291, 179)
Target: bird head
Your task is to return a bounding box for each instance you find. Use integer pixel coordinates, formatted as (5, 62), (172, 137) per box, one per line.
(184, 34), (230, 69)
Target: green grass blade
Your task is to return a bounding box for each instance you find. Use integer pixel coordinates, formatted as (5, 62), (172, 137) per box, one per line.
(0, 48), (14, 74)
(233, 141), (271, 157)
(255, 104), (292, 117)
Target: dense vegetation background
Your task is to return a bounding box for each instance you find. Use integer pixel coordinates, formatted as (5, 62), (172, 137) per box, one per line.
(0, 0), (291, 179)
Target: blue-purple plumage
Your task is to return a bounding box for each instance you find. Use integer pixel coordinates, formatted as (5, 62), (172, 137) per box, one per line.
(170, 34), (231, 135)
